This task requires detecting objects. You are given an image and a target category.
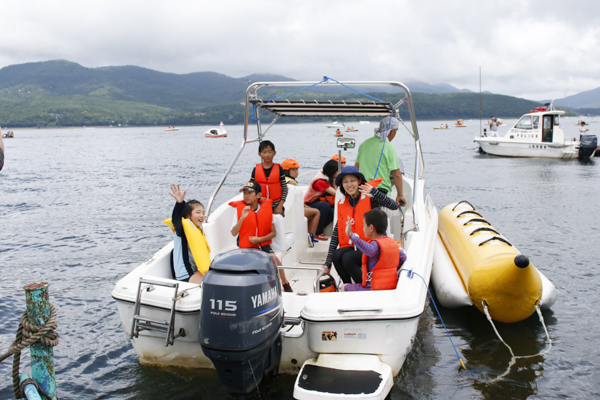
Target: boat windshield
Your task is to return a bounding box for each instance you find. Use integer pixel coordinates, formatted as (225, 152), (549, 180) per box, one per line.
(515, 115), (532, 130)
(532, 116), (540, 129)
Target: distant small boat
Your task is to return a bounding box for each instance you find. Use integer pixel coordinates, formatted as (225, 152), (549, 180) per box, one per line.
(2, 131), (14, 138)
(433, 127), (449, 130)
(345, 127), (358, 132)
(326, 121), (345, 128)
(576, 120), (589, 126)
(164, 126), (179, 131)
(204, 122), (227, 138)
(359, 121), (370, 124)
(454, 119), (467, 127)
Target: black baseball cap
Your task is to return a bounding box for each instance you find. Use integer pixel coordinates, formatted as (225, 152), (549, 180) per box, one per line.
(240, 181), (262, 193)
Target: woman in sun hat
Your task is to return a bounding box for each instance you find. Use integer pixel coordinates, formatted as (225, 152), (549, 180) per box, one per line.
(321, 166), (400, 285)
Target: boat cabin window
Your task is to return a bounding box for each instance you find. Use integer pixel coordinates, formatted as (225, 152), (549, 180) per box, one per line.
(515, 115), (532, 130)
(542, 115), (553, 142)
(554, 115), (560, 126)
(532, 116), (540, 129)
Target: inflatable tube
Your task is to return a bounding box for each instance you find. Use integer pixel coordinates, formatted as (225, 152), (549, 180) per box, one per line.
(164, 218), (211, 274)
(437, 202), (549, 323)
(432, 234), (472, 308)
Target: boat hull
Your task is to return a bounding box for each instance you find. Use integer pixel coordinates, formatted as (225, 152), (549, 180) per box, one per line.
(475, 138), (580, 159)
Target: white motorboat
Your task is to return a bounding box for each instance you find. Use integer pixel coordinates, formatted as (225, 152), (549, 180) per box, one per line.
(474, 106), (598, 159)
(359, 120), (371, 124)
(112, 79), (438, 399)
(325, 121), (345, 128)
(164, 126), (179, 131)
(204, 121), (227, 138)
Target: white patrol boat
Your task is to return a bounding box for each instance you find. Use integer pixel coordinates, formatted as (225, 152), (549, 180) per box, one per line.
(112, 79), (438, 399)
(474, 105), (597, 159)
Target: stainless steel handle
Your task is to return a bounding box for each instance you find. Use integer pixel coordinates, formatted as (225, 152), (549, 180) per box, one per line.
(337, 308), (383, 313)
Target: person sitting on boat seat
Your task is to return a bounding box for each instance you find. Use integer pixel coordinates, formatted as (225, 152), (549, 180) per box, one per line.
(304, 160), (339, 241)
(251, 140), (287, 216)
(322, 166), (400, 285)
(340, 209), (406, 291)
(282, 158), (320, 246)
(331, 153), (346, 168)
(230, 181), (292, 292)
(168, 184), (208, 284)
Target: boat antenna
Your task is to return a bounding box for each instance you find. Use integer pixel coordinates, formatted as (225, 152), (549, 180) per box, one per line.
(479, 67), (482, 137)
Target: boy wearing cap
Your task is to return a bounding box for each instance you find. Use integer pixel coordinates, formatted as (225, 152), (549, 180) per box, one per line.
(230, 181), (292, 292)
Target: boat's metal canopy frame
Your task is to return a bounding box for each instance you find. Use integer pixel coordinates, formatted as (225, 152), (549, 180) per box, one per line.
(206, 80), (425, 232)
(249, 99), (395, 118)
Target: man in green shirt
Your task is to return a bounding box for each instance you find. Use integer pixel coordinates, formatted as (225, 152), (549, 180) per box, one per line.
(355, 116), (406, 206)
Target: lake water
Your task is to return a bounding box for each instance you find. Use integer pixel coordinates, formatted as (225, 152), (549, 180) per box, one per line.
(1, 119), (599, 399)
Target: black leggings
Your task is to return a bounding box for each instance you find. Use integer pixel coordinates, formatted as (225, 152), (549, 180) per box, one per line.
(332, 247), (363, 284)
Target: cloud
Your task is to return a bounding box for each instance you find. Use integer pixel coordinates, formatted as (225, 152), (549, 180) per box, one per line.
(1, 0), (599, 100)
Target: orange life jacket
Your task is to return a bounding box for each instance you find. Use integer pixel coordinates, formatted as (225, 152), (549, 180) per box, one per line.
(254, 164), (282, 201)
(336, 178), (384, 248)
(337, 194), (371, 248)
(229, 199), (273, 248)
(319, 195), (335, 206)
(361, 237), (400, 290)
(304, 171), (331, 204)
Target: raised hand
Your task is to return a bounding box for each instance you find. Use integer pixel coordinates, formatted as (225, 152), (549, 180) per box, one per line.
(345, 216), (353, 238)
(241, 205), (251, 219)
(169, 184), (186, 203)
(358, 183), (374, 197)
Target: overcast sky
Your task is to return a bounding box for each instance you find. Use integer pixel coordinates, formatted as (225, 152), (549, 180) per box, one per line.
(1, 0), (599, 101)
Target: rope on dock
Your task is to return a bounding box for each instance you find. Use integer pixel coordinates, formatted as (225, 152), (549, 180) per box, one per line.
(0, 303), (59, 399)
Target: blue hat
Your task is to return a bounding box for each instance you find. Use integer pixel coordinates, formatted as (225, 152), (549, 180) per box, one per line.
(335, 166), (365, 188)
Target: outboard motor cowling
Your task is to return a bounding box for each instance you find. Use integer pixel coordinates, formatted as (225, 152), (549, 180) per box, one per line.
(200, 249), (283, 395)
(579, 134), (598, 159)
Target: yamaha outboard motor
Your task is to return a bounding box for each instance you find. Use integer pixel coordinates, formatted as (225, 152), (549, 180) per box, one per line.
(579, 134), (598, 159)
(200, 249), (283, 395)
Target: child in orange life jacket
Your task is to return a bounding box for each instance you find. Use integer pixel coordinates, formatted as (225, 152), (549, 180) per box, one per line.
(251, 140), (287, 215)
(169, 184), (207, 284)
(230, 181), (292, 292)
(341, 208), (407, 291)
(282, 158), (320, 246)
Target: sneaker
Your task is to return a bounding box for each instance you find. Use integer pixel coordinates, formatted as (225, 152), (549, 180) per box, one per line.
(283, 282), (293, 292)
(315, 234), (328, 241)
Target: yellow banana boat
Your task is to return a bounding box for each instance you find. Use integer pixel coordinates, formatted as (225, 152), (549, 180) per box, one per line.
(432, 201), (557, 323)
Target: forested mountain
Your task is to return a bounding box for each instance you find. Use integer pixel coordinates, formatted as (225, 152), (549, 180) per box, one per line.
(0, 60), (554, 128)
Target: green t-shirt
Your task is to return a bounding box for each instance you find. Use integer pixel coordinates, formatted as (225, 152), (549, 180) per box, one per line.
(356, 135), (400, 192)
